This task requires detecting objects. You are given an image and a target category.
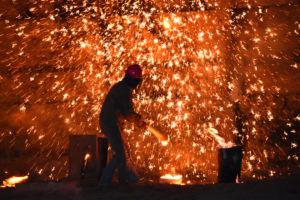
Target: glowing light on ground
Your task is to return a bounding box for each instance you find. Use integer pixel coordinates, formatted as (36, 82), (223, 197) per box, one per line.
(160, 174), (183, 185)
(1, 176), (29, 188)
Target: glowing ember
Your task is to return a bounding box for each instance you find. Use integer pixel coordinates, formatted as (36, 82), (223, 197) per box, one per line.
(160, 174), (183, 185)
(207, 128), (236, 149)
(84, 153), (91, 160)
(163, 18), (171, 29)
(84, 153), (91, 168)
(1, 176), (29, 188)
(161, 140), (168, 146)
(236, 175), (241, 184)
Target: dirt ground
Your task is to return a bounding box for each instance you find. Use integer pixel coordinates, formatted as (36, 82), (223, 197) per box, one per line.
(1, 174), (300, 200)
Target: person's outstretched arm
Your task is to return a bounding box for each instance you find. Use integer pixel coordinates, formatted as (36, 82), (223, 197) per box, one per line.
(119, 87), (145, 128)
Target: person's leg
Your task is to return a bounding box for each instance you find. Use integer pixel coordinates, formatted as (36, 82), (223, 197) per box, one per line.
(126, 158), (139, 183)
(112, 139), (126, 184)
(102, 124), (126, 184)
(99, 154), (117, 185)
(123, 144), (139, 183)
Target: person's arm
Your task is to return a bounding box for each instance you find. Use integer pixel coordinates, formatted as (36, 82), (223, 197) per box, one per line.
(119, 87), (145, 127)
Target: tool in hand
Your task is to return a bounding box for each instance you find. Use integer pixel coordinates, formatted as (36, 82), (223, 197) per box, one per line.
(146, 125), (168, 146)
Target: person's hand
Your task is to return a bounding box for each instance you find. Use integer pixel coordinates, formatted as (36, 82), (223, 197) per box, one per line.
(136, 114), (146, 128)
(141, 120), (147, 129)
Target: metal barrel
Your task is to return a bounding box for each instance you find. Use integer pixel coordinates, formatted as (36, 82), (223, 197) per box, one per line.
(218, 145), (242, 183)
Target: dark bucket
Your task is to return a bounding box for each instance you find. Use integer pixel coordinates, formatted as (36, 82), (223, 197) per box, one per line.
(218, 145), (242, 183)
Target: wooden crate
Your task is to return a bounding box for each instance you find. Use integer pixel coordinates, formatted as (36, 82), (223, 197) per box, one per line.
(69, 135), (107, 185)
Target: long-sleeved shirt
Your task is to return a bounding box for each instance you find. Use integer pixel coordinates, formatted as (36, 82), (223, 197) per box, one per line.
(100, 79), (139, 130)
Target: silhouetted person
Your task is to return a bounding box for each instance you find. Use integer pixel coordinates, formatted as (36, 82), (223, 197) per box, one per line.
(99, 64), (145, 185)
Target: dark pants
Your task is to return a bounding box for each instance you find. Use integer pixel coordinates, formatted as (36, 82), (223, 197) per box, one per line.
(100, 121), (126, 184)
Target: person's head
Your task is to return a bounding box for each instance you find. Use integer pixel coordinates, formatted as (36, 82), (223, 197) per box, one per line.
(124, 64), (142, 89)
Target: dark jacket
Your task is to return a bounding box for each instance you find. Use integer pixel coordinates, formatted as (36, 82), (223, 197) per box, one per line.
(100, 79), (139, 130)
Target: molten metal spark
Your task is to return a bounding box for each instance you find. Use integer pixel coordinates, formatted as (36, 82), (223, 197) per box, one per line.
(1, 176), (29, 187)
(207, 128), (236, 148)
(161, 140), (168, 146)
(163, 18), (171, 29)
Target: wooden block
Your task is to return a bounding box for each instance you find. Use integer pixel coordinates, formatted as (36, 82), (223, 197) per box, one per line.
(69, 135), (107, 185)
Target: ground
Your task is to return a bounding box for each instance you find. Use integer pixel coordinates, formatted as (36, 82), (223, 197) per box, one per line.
(1, 174), (299, 200)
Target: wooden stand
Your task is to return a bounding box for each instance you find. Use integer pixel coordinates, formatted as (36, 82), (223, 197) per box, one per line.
(69, 135), (108, 186)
